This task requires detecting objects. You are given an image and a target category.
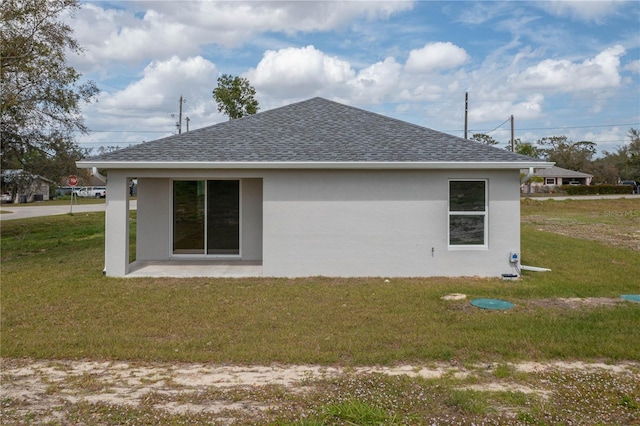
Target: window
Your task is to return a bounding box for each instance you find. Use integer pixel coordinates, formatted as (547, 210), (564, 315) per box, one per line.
(449, 180), (487, 247)
(545, 178), (556, 185)
(173, 180), (240, 256)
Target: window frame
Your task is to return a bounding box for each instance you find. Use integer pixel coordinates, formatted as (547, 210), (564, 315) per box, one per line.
(448, 179), (488, 250)
(171, 179), (242, 259)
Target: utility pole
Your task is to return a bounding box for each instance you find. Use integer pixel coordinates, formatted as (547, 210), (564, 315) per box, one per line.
(464, 92), (468, 139)
(177, 95), (186, 134)
(510, 114), (515, 152)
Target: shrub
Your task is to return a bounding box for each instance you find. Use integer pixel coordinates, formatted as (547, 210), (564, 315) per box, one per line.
(561, 184), (633, 196)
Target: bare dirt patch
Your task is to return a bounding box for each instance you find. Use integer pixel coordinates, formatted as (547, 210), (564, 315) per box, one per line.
(0, 360), (463, 423)
(524, 215), (640, 251)
(526, 297), (626, 309)
(2, 358), (638, 425)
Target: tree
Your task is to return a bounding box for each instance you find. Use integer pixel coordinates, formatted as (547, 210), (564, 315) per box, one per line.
(470, 133), (499, 145)
(586, 128), (640, 184)
(626, 128), (640, 181)
(212, 74), (259, 120)
(589, 149), (625, 184)
(537, 136), (596, 171)
(1, 0), (98, 201)
(514, 138), (542, 158)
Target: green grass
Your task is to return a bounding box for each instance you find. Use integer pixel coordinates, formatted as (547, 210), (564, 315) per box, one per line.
(1, 199), (639, 365)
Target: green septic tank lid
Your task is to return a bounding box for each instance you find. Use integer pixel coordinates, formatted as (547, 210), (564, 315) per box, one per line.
(470, 298), (515, 310)
(621, 294), (640, 303)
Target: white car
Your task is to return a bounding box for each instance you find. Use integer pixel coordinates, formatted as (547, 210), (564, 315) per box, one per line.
(1, 193), (11, 203)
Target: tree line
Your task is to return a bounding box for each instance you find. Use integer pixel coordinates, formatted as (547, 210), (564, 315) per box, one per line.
(472, 130), (640, 184)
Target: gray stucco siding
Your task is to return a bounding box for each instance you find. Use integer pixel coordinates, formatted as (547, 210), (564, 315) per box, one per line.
(136, 178), (171, 260)
(262, 169), (520, 277)
(112, 168), (520, 277)
(240, 178), (263, 261)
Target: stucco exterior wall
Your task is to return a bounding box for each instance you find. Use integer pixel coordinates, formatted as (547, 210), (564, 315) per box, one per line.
(262, 169), (520, 277)
(106, 168), (520, 278)
(136, 178), (171, 260)
(241, 178), (263, 260)
(105, 171), (130, 276)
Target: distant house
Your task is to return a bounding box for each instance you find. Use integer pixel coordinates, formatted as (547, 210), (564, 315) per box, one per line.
(522, 166), (592, 193)
(77, 97), (552, 278)
(0, 170), (53, 203)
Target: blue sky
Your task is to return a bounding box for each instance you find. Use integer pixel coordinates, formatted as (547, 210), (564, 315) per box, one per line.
(68, 1), (640, 156)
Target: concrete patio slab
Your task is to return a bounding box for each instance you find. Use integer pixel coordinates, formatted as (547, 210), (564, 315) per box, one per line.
(126, 259), (263, 278)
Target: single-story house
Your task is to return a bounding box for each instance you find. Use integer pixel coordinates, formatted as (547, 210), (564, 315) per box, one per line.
(77, 97), (552, 278)
(1, 169), (54, 203)
(522, 166), (592, 193)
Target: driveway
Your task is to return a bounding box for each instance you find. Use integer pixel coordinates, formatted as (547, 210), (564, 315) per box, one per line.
(0, 200), (137, 221)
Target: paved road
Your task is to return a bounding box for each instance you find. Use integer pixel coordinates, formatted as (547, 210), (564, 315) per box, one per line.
(0, 200), (137, 221)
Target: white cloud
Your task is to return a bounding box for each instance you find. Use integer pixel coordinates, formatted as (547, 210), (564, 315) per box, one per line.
(405, 42), (470, 73)
(538, 0), (626, 22)
(508, 45), (626, 92)
(71, 1), (413, 71)
(624, 59), (640, 73)
(71, 5), (199, 69)
(247, 45), (432, 105)
(247, 46), (355, 97)
(349, 57), (403, 103)
(455, 2), (515, 25)
(468, 94), (545, 123)
(159, 1), (414, 33)
(576, 127), (629, 155)
(85, 56), (220, 137)
(100, 56), (216, 108)
(397, 84), (443, 102)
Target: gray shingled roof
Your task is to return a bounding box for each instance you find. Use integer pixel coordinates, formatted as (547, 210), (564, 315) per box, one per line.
(83, 97), (542, 164)
(533, 166), (592, 178)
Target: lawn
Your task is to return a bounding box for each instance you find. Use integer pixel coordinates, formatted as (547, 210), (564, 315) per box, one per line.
(1, 198), (639, 425)
(2, 199), (639, 364)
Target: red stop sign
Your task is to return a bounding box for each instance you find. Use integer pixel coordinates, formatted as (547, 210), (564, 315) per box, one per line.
(68, 175), (78, 187)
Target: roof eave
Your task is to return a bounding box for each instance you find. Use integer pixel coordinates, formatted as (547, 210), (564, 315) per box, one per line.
(77, 160), (554, 170)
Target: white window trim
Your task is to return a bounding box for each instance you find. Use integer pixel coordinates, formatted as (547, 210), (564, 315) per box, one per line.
(448, 179), (488, 250)
(545, 177), (556, 185)
(170, 179), (242, 259)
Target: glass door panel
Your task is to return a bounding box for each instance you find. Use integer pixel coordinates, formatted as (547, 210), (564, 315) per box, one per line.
(207, 180), (240, 255)
(173, 181), (205, 254)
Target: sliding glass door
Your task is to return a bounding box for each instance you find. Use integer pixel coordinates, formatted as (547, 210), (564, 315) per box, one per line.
(173, 180), (240, 256)
(206, 180), (240, 255)
(173, 181), (205, 254)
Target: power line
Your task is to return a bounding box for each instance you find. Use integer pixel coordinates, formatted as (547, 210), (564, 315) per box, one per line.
(484, 117), (511, 135)
(518, 123), (640, 131)
(86, 130), (169, 133)
(452, 122), (640, 134)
